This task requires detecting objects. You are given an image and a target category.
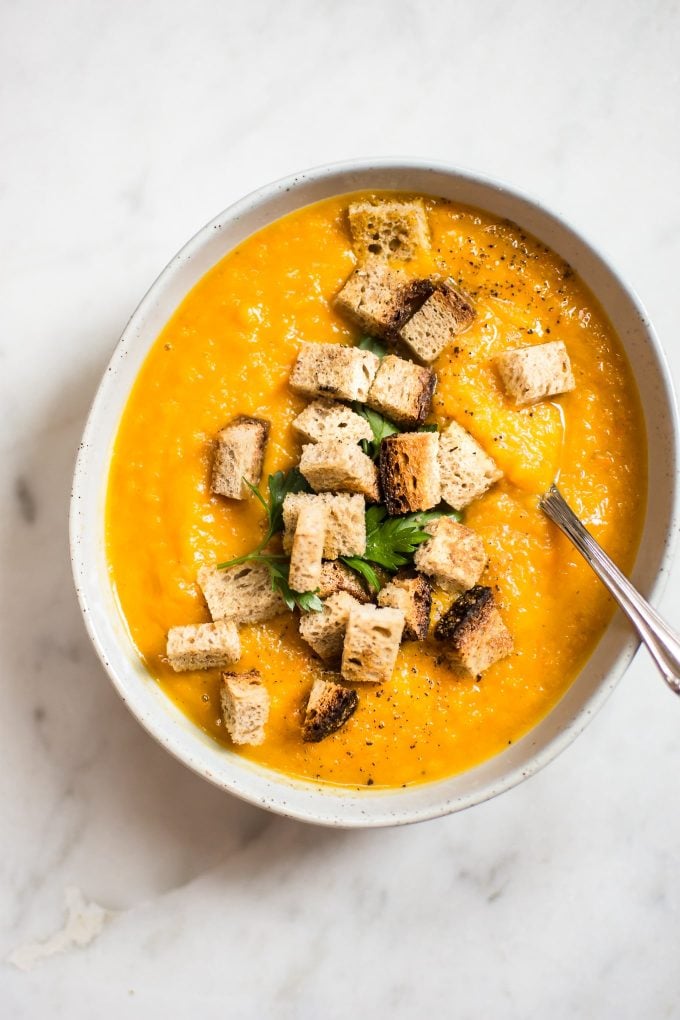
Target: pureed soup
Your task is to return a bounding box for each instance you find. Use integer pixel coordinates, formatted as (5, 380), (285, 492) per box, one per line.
(106, 191), (646, 789)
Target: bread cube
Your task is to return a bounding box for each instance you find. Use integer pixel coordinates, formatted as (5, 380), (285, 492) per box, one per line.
(399, 281), (475, 364)
(221, 670), (270, 745)
(495, 340), (575, 405)
(413, 517), (487, 594)
(198, 562), (286, 624)
(300, 440), (380, 502)
(348, 199), (430, 262)
(366, 355), (435, 427)
(289, 501), (326, 593)
(302, 675), (359, 742)
(211, 415), (270, 500)
(166, 620), (241, 672)
(334, 261), (410, 338)
(434, 585), (513, 676)
(438, 420), (502, 511)
(299, 592), (360, 662)
(283, 493), (366, 559)
(377, 573), (432, 641)
(318, 560), (372, 603)
(341, 604), (405, 684)
(379, 432), (441, 514)
(292, 398), (373, 446)
(289, 342), (379, 403)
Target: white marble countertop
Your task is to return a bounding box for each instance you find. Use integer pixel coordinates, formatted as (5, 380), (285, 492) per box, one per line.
(2, 2), (680, 1016)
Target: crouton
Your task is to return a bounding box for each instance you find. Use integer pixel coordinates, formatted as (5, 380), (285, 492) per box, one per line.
(438, 420), (502, 511)
(366, 355), (435, 428)
(495, 340), (575, 405)
(318, 560), (372, 603)
(434, 585), (513, 676)
(299, 440), (380, 502)
(289, 342), (379, 403)
(335, 262), (430, 339)
(377, 573), (432, 641)
(289, 501), (326, 593)
(299, 592), (360, 662)
(198, 562), (286, 624)
(166, 620), (241, 672)
(283, 493), (366, 559)
(341, 604), (405, 684)
(220, 670), (270, 745)
(413, 517), (487, 594)
(302, 675), (359, 742)
(348, 199), (430, 262)
(292, 398), (373, 446)
(379, 432), (441, 514)
(211, 415), (270, 500)
(399, 281), (475, 364)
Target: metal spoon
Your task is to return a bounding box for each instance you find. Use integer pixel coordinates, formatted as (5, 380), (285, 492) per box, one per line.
(539, 484), (680, 695)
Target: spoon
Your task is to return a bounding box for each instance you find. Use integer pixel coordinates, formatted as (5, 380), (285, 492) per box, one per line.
(539, 484), (680, 695)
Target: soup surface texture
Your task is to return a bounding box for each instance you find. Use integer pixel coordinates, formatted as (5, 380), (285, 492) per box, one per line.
(106, 191), (646, 789)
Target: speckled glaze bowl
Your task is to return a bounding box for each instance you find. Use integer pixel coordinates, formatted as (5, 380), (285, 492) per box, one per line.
(70, 159), (679, 827)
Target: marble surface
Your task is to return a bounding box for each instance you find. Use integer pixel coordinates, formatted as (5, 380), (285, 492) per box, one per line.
(2, 1), (680, 1015)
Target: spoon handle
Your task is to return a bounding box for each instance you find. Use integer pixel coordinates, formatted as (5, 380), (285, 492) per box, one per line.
(539, 485), (680, 695)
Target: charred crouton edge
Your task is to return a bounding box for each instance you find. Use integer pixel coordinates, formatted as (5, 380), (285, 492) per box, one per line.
(399, 280), (475, 364)
(334, 261), (433, 340)
(211, 415), (270, 500)
(434, 585), (513, 677)
(379, 431), (441, 515)
(378, 572), (432, 641)
(318, 560), (372, 603)
(221, 670), (270, 746)
(302, 675), (359, 742)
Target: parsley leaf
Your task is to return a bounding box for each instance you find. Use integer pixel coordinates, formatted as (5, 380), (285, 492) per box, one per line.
(417, 423), (439, 433)
(353, 403), (401, 460)
(358, 335), (388, 359)
(341, 506), (463, 587)
(267, 558), (323, 614)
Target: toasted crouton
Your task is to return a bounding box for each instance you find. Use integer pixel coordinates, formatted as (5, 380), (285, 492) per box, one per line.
(413, 517), (487, 594)
(221, 670), (270, 745)
(198, 562), (286, 624)
(289, 501), (326, 593)
(399, 281), (475, 364)
(434, 585), (513, 676)
(438, 420), (502, 511)
(377, 573), (432, 641)
(211, 416), (270, 500)
(299, 592), (360, 662)
(166, 620), (241, 672)
(335, 262), (431, 339)
(495, 340), (575, 405)
(299, 440), (380, 502)
(283, 493), (366, 559)
(341, 604), (405, 684)
(366, 355), (436, 428)
(348, 199), (430, 262)
(302, 675), (359, 742)
(318, 560), (372, 603)
(292, 398), (373, 446)
(289, 342), (379, 403)
(379, 432), (441, 514)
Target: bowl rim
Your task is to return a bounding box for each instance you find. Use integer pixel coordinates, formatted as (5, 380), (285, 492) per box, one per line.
(70, 157), (680, 827)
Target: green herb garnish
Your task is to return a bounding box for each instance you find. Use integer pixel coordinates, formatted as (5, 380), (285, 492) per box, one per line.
(217, 469), (322, 613)
(341, 505), (463, 591)
(353, 404), (401, 460)
(358, 335), (388, 359)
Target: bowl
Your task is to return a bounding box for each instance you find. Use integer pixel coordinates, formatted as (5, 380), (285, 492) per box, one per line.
(70, 159), (679, 827)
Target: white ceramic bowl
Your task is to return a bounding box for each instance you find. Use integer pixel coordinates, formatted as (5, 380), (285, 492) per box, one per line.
(70, 159), (679, 827)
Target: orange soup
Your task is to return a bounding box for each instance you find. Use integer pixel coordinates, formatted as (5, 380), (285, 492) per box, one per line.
(106, 192), (646, 788)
